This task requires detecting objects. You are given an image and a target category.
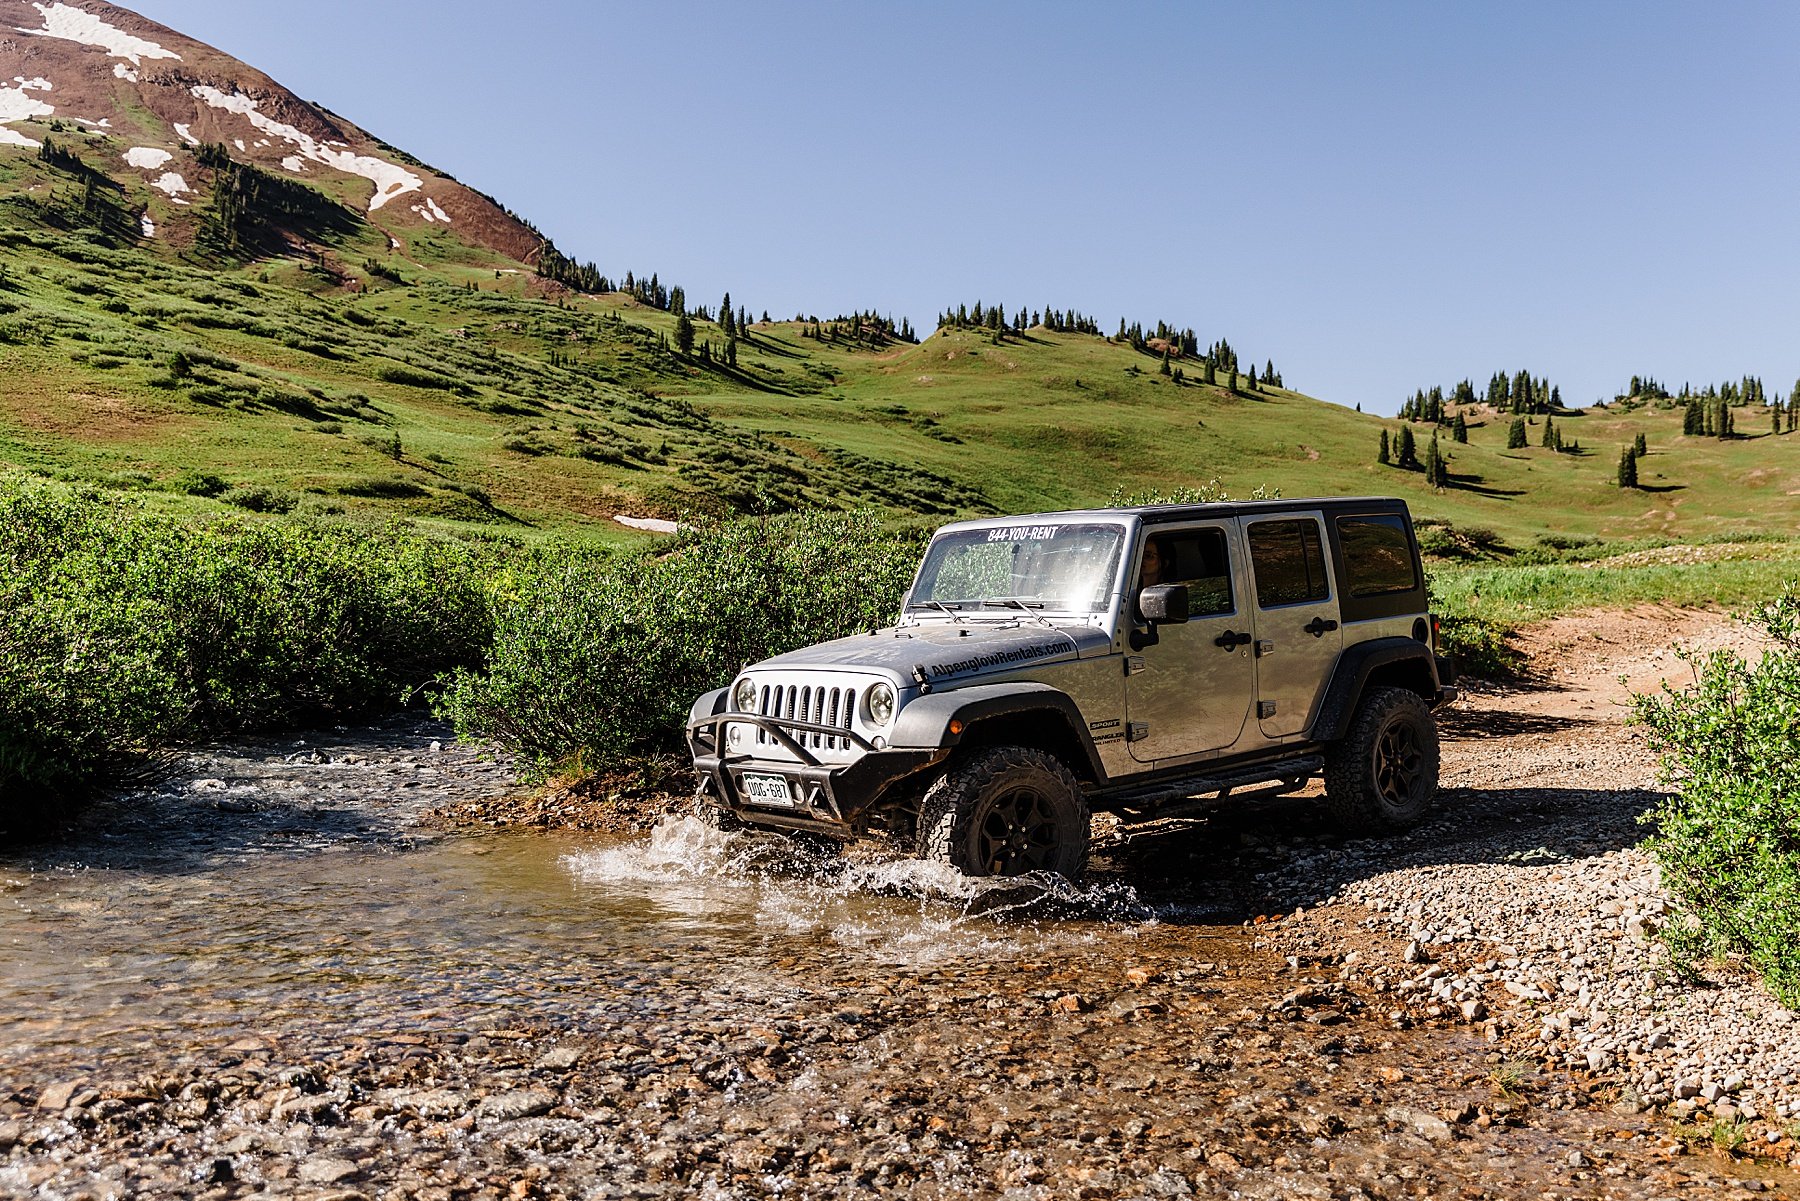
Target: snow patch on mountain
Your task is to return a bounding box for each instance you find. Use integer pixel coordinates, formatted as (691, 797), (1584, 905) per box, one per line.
(139, 212), (154, 238)
(113, 62), (137, 83)
(15, 3), (182, 66)
(123, 146), (172, 170)
(173, 122), (198, 146)
(190, 85), (422, 212)
(150, 172), (190, 200)
(426, 197), (450, 223)
(281, 155), (305, 172)
(0, 77), (55, 146)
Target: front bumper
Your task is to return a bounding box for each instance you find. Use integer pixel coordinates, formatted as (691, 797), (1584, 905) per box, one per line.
(686, 710), (945, 836)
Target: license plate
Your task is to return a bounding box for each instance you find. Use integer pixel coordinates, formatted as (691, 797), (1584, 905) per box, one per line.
(741, 772), (795, 807)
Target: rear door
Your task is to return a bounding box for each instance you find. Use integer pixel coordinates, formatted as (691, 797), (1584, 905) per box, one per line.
(1125, 521), (1255, 762)
(1245, 514), (1341, 739)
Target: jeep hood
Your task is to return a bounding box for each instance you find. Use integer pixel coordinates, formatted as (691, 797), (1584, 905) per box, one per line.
(753, 622), (1112, 684)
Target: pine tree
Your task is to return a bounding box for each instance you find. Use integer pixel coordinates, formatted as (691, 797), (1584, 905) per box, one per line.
(1398, 425), (1418, 469)
(1507, 418), (1527, 449)
(675, 313), (695, 356)
(1159, 344), (1171, 376)
(1634, 432), (1647, 457)
(1541, 414), (1555, 448)
(1379, 429), (1391, 465)
(1452, 412), (1468, 443)
(1204, 360), (1217, 386)
(1229, 367), (1239, 392)
(725, 336), (738, 368)
(1617, 447), (1638, 489)
(1425, 434), (1447, 488)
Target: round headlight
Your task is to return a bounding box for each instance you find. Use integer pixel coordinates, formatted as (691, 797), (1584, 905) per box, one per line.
(732, 677), (759, 712)
(867, 682), (896, 726)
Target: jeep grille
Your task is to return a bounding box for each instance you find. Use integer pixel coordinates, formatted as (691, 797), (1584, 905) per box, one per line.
(758, 683), (858, 751)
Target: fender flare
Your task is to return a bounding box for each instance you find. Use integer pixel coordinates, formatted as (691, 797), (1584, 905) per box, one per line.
(887, 681), (1105, 780)
(685, 686), (729, 757)
(1311, 637), (1442, 743)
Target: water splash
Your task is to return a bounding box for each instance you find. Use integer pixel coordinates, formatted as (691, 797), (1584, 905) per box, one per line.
(559, 816), (1157, 965)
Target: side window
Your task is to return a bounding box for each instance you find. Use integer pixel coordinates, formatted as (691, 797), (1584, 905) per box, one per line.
(1247, 519), (1329, 608)
(1143, 527), (1234, 616)
(1337, 515), (1418, 598)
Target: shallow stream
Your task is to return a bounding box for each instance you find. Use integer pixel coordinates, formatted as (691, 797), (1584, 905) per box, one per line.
(0, 718), (1775, 1198)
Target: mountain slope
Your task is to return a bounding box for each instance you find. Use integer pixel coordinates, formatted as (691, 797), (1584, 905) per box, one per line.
(0, 0), (539, 261)
(0, 4), (1794, 548)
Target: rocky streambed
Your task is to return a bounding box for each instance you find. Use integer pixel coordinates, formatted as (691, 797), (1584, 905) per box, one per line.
(3, 606), (1797, 1199)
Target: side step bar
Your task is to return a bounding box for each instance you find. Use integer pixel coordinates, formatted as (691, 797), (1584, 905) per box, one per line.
(1098, 755), (1324, 824)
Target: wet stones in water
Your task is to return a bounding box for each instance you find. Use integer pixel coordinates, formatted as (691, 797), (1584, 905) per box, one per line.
(477, 1089), (557, 1121)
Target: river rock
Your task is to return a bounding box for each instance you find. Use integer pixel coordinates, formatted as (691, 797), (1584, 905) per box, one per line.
(535, 1047), (582, 1070)
(36, 1081), (81, 1111)
(478, 1089), (556, 1121)
(1386, 1106), (1452, 1142)
(298, 1156), (360, 1185)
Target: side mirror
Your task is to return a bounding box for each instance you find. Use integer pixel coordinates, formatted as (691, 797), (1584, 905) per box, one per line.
(1139, 583), (1190, 624)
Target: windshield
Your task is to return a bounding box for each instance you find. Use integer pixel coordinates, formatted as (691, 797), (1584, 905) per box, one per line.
(909, 522), (1125, 614)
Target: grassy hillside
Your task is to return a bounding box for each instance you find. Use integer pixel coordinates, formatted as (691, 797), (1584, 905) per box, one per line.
(2, 141), (1796, 550)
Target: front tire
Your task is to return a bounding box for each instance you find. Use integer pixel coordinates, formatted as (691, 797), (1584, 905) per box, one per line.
(917, 746), (1090, 878)
(1323, 686), (1439, 832)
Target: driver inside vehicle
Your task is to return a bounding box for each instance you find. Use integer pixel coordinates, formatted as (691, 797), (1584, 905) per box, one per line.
(1138, 537), (1167, 588)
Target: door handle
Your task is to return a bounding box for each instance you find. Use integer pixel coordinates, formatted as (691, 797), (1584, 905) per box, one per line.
(1304, 617), (1340, 637)
(1214, 630), (1252, 649)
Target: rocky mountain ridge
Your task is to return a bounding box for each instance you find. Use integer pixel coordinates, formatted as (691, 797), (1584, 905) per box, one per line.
(0, 0), (541, 261)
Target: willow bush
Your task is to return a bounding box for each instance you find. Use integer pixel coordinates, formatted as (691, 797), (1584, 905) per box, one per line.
(0, 479), (497, 831)
(436, 512), (926, 776)
(1635, 591), (1800, 1005)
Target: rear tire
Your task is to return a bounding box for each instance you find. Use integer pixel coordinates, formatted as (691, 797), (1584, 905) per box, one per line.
(917, 746), (1090, 878)
(1323, 687), (1439, 832)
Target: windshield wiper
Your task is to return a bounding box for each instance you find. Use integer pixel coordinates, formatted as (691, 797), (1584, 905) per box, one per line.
(907, 599), (968, 623)
(981, 598), (1052, 625)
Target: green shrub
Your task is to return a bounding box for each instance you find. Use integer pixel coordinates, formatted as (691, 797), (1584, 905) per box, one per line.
(1635, 591), (1800, 1005)
(437, 512), (925, 775)
(1434, 612), (1521, 678)
(167, 469), (228, 497)
(0, 480), (502, 830)
(220, 485), (298, 514)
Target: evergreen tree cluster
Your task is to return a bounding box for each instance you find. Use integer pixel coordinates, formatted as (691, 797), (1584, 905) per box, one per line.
(799, 310), (917, 347)
(1618, 444), (1640, 489)
(35, 136), (91, 177)
(1376, 424), (1448, 485)
(531, 252), (759, 341)
(1619, 374), (1671, 402)
(192, 143), (355, 256)
(935, 301), (1101, 337)
(1682, 395), (1738, 438)
(1627, 375), (1793, 439)
(1404, 370), (1563, 422)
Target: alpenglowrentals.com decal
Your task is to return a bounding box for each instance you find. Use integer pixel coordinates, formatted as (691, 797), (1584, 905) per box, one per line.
(928, 639), (1068, 679)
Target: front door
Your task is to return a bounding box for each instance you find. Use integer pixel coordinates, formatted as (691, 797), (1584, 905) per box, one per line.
(1245, 514), (1342, 739)
(1125, 522), (1255, 762)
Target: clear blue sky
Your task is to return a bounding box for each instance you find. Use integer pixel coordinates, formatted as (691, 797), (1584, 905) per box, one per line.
(128, 1), (1800, 415)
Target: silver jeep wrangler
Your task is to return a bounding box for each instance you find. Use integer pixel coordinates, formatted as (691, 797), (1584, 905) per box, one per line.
(688, 497), (1457, 878)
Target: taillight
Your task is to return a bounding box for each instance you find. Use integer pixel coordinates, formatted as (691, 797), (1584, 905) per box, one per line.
(1430, 614), (1441, 653)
